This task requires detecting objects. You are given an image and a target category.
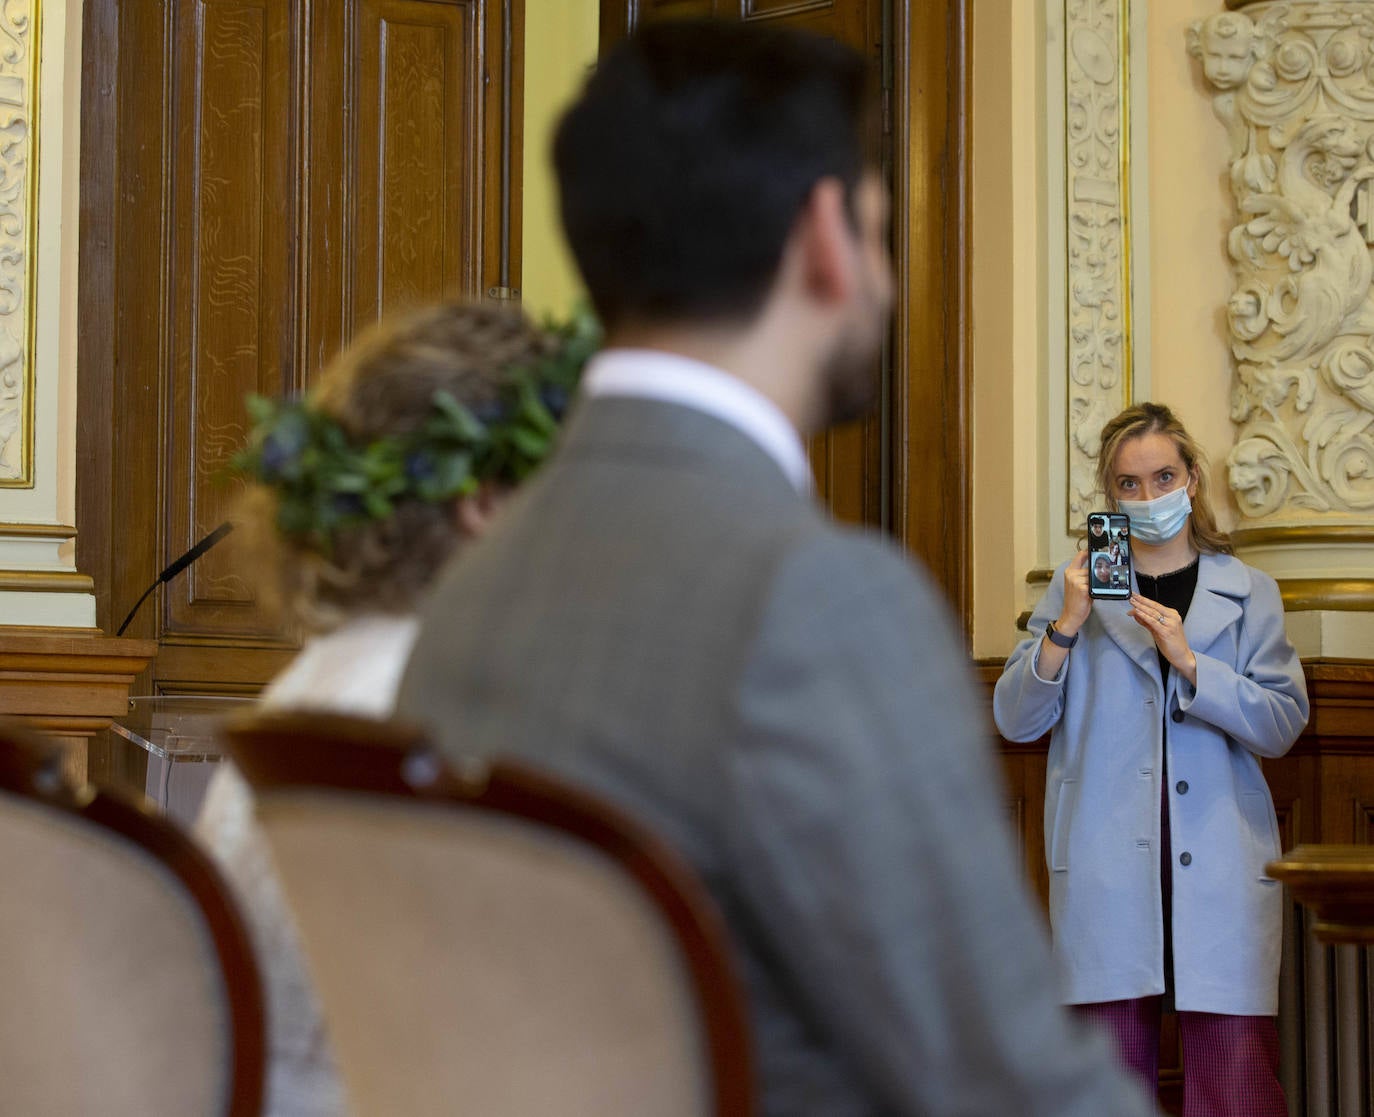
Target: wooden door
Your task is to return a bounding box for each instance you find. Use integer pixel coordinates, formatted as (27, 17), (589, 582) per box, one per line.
(598, 0), (970, 632)
(78, 0), (522, 695)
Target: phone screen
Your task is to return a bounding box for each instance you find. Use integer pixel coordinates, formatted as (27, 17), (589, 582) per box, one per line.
(1087, 513), (1132, 599)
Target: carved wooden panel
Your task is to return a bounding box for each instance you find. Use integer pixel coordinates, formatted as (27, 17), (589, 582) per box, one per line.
(167, 0), (296, 639)
(741, 0), (869, 45)
(354, 0), (481, 324)
(1000, 744), (1049, 913)
(79, 0), (520, 694)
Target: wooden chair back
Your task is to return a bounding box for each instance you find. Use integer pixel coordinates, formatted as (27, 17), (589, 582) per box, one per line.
(222, 710), (755, 1117)
(0, 719), (264, 1117)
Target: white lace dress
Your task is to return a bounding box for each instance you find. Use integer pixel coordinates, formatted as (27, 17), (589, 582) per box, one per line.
(195, 614), (421, 1117)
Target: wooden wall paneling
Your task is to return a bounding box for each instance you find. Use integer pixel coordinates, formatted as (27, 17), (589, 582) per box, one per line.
(79, 0), (522, 698)
(76, 0), (119, 633)
(482, 0), (524, 302)
(739, 0), (871, 42)
(1262, 752), (1311, 852)
(999, 740), (1049, 912)
(598, 0), (721, 56)
(893, 0), (971, 634)
(108, 0), (173, 652)
(743, 0), (885, 533)
(354, 0), (481, 324)
(305, 0), (346, 376)
(165, 0), (298, 643)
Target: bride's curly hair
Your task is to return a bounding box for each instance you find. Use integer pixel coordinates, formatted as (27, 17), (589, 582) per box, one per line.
(244, 301), (560, 632)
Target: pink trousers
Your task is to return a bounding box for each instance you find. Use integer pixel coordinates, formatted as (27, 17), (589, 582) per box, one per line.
(1075, 997), (1286, 1117)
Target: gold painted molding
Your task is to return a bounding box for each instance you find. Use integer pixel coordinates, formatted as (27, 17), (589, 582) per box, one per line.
(0, 521), (77, 539)
(1232, 525), (1374, 547)
(1280, 579), (1374, 613)
(0, 569), (94, 593)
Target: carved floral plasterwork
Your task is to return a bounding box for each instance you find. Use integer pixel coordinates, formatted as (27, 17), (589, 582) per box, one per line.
(0, 0), (33, 487)
(1065, 0), (1134, 525)
(1190, 2), (1374, 519)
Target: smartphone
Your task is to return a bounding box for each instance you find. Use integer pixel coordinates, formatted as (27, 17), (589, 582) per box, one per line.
(1087, 512), (1132, 599)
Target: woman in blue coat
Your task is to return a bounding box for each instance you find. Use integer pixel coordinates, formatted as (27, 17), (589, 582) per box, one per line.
(994, 403), (1308, 1117)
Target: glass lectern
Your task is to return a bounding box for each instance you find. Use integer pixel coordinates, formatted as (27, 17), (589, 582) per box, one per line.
(109, 696), (257, 824)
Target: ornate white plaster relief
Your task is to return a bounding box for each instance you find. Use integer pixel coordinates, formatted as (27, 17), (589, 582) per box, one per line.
(1190, 2), (1374, 522)
(1063, 0), (1137, 525)
(0, 0), (34, 487)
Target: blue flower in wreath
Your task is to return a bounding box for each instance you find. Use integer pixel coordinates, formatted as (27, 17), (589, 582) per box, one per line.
(538, 383), (571, 421)
(331, 493), (366, 519)
(258, 412), (310, 480)
(404, 450), (437, 484)
(471, 398), (511, 426)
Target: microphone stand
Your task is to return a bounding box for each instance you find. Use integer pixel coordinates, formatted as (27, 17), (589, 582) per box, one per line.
(115, 523), (235, 637)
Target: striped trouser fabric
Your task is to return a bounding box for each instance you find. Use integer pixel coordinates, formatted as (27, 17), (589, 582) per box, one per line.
(1075, 997), (1286, 1117)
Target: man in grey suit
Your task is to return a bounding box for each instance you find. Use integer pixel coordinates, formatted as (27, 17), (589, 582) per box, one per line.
(399, 20), (1157, 1117)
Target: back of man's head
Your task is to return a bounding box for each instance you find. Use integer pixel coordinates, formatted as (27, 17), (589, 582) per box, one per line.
(554, 20), (874, 334)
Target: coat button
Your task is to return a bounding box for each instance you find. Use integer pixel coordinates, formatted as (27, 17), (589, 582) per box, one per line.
(1180, 852), (1192, 866)
(1176, 780), (1189, 795)
(1171, 709), (1184, 723)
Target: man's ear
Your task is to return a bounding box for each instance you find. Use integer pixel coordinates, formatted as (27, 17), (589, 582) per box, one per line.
(794, 177), (855, 307)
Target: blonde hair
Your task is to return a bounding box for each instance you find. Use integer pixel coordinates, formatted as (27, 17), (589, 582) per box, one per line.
(1094, 402), (1232, 556)
(246, 301), (558, 632)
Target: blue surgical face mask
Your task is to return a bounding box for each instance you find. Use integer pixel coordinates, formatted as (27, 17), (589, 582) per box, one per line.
(1117, 485), (1192, 545)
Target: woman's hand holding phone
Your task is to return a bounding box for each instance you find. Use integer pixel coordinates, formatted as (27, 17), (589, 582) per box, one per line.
(1058, 550), (1093, 636)
(1038, 552), (1091, 676)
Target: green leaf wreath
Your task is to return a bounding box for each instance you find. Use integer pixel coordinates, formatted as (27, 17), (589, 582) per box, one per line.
(231, 305), (601, 552)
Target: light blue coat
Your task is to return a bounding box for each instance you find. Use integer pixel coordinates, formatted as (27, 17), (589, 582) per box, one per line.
(993, 552), (1308, 1015)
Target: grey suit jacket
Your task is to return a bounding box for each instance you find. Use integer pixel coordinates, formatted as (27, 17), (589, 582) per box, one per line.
(398, 395), (1156, 1117)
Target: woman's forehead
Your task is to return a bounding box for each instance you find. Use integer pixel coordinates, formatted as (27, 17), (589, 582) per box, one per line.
(1114, 432), (1184, 474)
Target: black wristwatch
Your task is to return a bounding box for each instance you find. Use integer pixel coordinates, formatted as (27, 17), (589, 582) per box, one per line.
(1045, 621), (1079, 649)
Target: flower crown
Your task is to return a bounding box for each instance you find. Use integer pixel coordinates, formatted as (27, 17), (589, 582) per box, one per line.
(232, 305), (600, 552)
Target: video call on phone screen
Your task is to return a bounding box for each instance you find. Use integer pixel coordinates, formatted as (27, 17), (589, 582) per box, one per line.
(1088, 514), (1131, 598)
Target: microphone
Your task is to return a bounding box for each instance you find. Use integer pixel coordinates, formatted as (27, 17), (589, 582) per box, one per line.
(116, 522), (235, 637)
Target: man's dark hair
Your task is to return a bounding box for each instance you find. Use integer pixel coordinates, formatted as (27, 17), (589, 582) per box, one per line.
(554, 20), (875, 331)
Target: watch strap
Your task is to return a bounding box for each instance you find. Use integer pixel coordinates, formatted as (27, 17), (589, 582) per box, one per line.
(1045, 621), (1078, 649)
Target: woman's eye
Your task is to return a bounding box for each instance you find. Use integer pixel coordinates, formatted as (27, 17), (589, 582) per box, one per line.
(1159, 471), (1174, 485)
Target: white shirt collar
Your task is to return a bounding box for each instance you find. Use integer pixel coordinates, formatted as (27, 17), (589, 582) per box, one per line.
(581, 348), (813, 494)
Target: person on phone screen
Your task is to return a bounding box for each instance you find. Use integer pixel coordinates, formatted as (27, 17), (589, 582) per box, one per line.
(1091, 554), (1112, 590)
(1088, 515), (1109, 552)
(992, 402), (1308, 1117)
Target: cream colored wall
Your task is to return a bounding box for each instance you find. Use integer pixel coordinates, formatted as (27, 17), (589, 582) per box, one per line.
(0, 0), (95, 628)
(1146, 0), (1236, 532)
(970, 0), (1043, 659)
(520, 2), (598, 320)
